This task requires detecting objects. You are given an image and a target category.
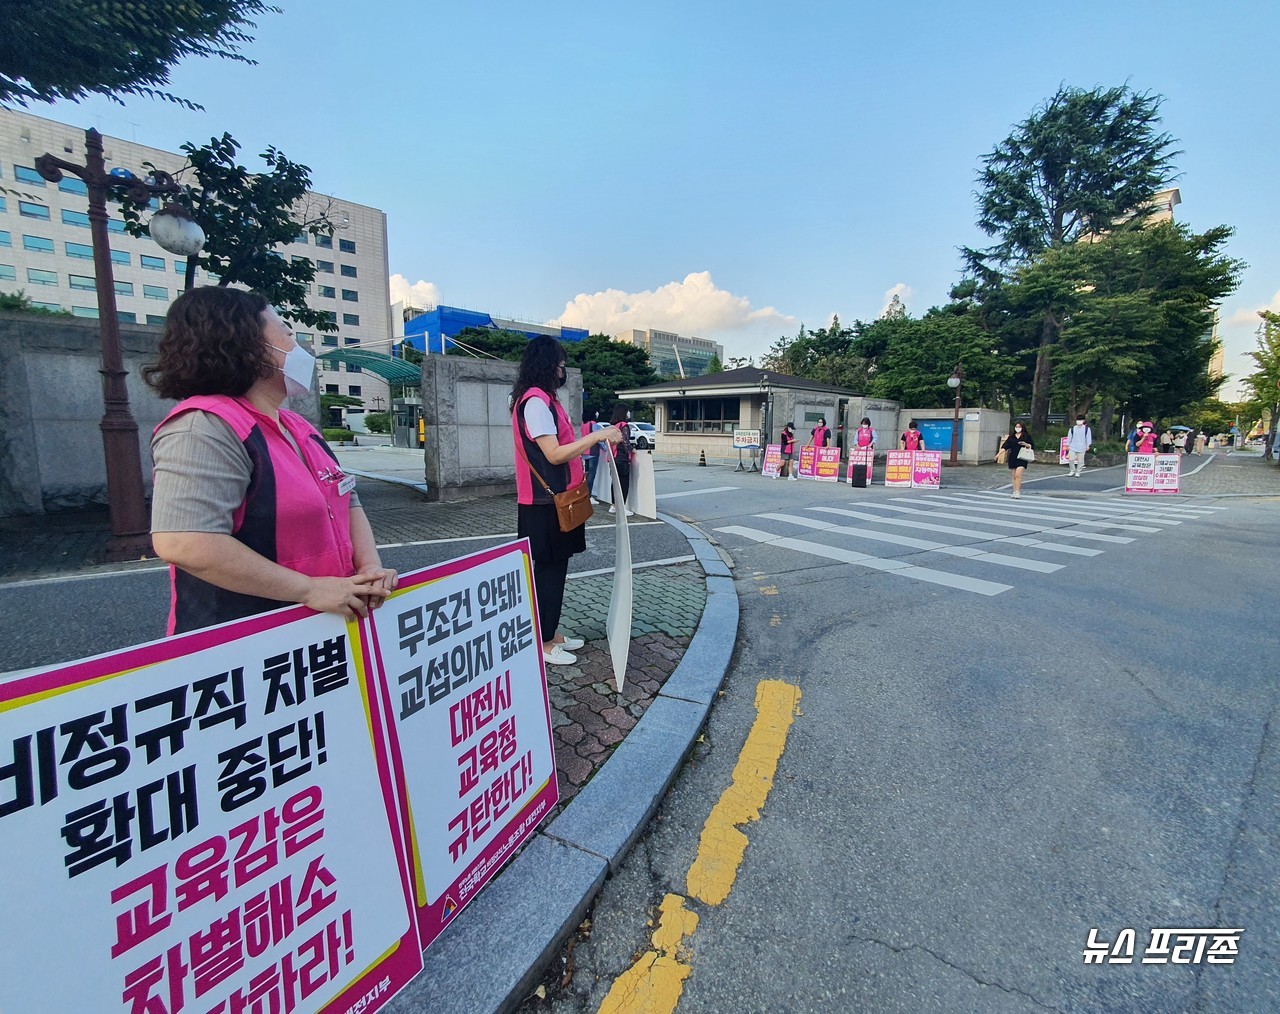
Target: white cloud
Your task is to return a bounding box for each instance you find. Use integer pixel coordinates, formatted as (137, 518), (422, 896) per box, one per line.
(389, 274), (442, 310)
(879, 283), (912, 317)
(551, 271), (794, 358)
(1224, 290), (1280, 327)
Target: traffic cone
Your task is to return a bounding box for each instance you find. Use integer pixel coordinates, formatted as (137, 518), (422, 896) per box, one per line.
(698, 449), (707, 466)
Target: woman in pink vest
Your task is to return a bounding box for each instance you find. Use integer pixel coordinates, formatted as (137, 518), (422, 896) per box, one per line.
(855, 417), (877, 451)
(512, 337), (620, 665)
(147, 287), (396, 635)
(810, 417), (831, 448)
(1134, 421), (1158, 454)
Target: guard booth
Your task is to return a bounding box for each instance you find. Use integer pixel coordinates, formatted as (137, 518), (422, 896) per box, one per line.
(393, 396), (424, 449)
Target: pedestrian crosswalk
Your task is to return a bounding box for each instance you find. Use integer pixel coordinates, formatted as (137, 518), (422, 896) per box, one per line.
(713, 491), (1224, 597)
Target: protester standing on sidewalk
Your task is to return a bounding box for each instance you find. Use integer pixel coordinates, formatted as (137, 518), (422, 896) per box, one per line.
(608, 403), (635, 516)
(512, 336), (621, 665)
(1065, 414), (1093, 476)
(901, 420), (925, 450)
(810, 417), (831, 448)
(1135, 421), (1159, 454)
(147, 287), (397, 635)
(779, 422), (798, 480)
(854, 417), (878, 453)
(999, 423), (1034, 498)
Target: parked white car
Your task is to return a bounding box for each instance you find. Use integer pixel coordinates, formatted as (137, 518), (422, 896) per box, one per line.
(628, 422), (657, 449)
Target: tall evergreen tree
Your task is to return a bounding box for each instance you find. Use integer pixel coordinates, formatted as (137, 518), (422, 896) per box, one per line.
(964, 85), (1181, 431)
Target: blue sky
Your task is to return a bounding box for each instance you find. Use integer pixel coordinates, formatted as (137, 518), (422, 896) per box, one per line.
(44, 0), (1280, 396)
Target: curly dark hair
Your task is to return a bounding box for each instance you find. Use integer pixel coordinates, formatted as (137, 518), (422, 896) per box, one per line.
(143, 287), (273, 400)
(510, 336), (565, 413)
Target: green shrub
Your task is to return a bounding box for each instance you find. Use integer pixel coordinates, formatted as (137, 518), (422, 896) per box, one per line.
(323, 428), (355, 443)
(364, 411), (391, 434)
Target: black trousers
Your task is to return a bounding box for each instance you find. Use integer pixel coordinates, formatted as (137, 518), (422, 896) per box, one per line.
(532, 555), (569, 644)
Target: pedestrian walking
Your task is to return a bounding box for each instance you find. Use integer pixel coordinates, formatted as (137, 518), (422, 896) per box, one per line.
(998, 422), (1034, 498)
(147, 286), (397, 635)
(779, 422), (798, 480)
(1065, 414), (1093, 476)
(1194, 432), (1207, 454)
(854, 417), (877, 452)
(608, 403), (635, 516)
(1174, 430), (1188, 454)
(1160, 429), (1174, 454)
(512, 336), (621, 665)
(901, 420), (925, 450)
(810, 417), (831, 448)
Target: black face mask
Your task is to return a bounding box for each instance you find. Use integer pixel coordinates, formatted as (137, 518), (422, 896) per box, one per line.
(556, 364), (567, 388)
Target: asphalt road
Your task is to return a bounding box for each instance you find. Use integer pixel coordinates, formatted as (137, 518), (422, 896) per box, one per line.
(535, 463), (1280, 1013)
(0, 485), (690, 674)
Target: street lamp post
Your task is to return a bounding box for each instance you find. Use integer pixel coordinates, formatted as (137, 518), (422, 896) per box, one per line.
(36, 128), (205, 561)
(947, 364), (964, 465)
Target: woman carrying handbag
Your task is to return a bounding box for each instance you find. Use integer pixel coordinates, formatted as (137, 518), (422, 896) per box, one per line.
(512, 337), (620, 665)
(998, 422), (1035, 499)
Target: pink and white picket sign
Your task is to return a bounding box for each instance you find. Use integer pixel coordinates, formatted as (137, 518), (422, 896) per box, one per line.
(910, 450), (942, 489)
(814, 447), (841, 482)
(797, 445), (817, 478)
(846, 447), (875, 485)
(884, 450), (914, 487)
(1124, 453), (1157, 492)
(0, 606), (423, 1014)
(761, 444), (783, 478)
(368, 540), (558, 952)
(1152, 453), (1182, 493)
(1059, 437), (1071, 465)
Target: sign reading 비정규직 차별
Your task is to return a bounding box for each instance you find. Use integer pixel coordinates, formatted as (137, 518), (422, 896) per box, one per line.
(0, 606), (422, 1014)
(370, 540), (558, 951)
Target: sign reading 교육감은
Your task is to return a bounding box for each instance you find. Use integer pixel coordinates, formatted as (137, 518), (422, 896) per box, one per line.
(370, 540), (558, 950)
(0, 607), (422, 1014)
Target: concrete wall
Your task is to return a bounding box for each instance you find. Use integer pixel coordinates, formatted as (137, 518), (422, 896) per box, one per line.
(420, 356), (582, 502)
(0, 313), (322, 516)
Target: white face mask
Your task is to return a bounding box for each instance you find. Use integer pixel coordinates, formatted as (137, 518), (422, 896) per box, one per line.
(269, 342), (315, 400)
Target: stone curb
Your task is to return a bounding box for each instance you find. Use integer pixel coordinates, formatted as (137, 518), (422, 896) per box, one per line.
(390, 514), (739, 1014)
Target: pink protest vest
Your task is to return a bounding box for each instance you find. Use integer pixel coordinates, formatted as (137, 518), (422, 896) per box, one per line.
(1136, 433), (1158, 454)
(812, 426), (830, 447)
(512, 388), (585, 506)
(156, 395), (356, 635)
(903, 429), (921, 450)
(856, 426), (874, 447)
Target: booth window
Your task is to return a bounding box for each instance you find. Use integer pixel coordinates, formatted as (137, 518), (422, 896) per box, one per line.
(666, 397), (740, 434)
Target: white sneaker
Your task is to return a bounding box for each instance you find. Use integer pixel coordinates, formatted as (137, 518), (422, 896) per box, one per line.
(625, 508), (635, 516)
(608, 506), (616, 514)
(544, 644), (577, 666)
(559, 636), (585, 651)
(1012, 490), (1021, 498)
(787, 475), (798, 481)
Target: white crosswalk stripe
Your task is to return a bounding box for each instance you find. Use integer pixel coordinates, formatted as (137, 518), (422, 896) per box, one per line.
(919, 495), (1166, 533)
(712, 492), (1224, 598)
(808, 506), (1102, 557)
(755, 512), (1063, 573)
(715, 526), (1013, 596)
(940, 490), (1204, 522)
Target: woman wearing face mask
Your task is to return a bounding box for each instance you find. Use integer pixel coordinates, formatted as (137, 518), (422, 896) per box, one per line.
(512, 336), (621, 665)
(147, 286), (397, 635)
(998, 421), (1035, 499)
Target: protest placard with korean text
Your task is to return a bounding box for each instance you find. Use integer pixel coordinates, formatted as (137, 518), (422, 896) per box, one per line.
(0, 607), (422, 1014)
(814, 447), (841, 482)
(1124, 453), (1156, 493)
(911, 451), (942, 489)
(369, 541), (557, 951)
(798, 445), (817, 478)
(884, 450), (914, 487)
(1152, 454), (1181, 493)
(846, 447), (874, 485)
(761, 444), (782, 478)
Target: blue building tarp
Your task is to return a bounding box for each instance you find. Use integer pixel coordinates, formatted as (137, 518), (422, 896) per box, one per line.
(402, 306), (589, 355)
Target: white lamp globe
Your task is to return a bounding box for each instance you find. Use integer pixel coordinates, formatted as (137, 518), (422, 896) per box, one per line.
(150, 204), (206, 257)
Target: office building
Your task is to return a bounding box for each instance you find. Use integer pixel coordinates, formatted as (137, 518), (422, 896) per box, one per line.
(0, 108), (392, 423)
(615, 328), (724, 378)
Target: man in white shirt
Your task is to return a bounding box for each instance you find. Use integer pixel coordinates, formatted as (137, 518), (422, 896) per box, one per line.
(1065, 415), (1093, 476)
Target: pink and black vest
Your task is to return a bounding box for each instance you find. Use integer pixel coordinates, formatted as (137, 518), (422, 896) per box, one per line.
(903, 429), (922, 450)
(811, 426), (830, 447)
(156, 395), (356, 635)
(513, 388), (584, 506)
(856, 426), (874, 447)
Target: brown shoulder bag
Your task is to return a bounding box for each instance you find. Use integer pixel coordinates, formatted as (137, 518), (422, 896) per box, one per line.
(517, 422), (594, 533)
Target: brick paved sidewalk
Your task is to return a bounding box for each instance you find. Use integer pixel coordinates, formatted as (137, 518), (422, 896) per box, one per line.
(1178, 451), (1280, 496)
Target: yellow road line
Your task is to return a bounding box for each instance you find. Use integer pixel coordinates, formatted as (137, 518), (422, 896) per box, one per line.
(686, 679), (802, 905)
(596, 679), (802, 1013)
